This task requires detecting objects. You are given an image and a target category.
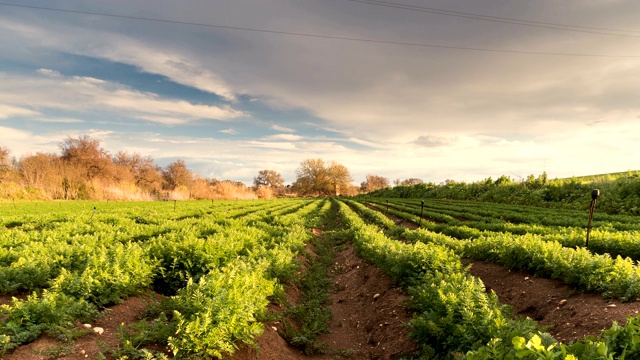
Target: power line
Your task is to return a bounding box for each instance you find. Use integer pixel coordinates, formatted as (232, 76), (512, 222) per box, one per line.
(1, 2), (639, 58)
(342, 0), (640, 37)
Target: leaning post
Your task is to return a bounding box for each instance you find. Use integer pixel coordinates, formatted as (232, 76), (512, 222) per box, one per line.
(586, 189), (600, 247)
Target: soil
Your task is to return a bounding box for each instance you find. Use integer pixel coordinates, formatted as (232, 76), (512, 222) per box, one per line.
(3, 293), (167, 360)
(314, 245), (418, 359)
(467, 260), (640, 343)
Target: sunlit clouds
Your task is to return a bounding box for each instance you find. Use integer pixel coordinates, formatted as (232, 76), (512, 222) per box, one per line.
(1, 0), (640, 184)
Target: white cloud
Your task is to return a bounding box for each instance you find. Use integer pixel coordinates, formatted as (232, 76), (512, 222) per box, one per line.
(0, 71), (243, 124)
(412, 135), (457, 148)
(0, 17), (237, 101)
(36, 68), (62, 78)
(0, 104), (41, 119)
(271, 124), (295, 133)
(263, 134), (304, 141)
(219, 128), (238, 135)
(34, 117), (84, 123)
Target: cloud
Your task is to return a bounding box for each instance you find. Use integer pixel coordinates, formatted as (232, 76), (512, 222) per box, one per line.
(36, 68), (62, 78)
(34, 117), (84, 123)
(0, 104), (41, 119)
(0, 71), (244, 124)
(412, 135), (457, 148)
(219, 128), (238, 135)
(346, 137), (380, 148)
(271, 124), (295, 133)
(3, 1), (640, 186)
(263, 134), (304, 141)
(0, 17), (238, 101)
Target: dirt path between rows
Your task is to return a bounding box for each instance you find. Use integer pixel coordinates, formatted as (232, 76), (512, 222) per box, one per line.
(235, 228), (418, 360)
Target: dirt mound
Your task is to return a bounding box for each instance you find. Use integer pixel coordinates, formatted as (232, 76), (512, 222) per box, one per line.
(233, 324), (309, 360)
(318, 246), (417, 359)
(467, 259), (640, 343)
(3, 294), (165, 360)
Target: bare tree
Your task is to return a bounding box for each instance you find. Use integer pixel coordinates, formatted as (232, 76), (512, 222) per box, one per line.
(162, 159), (193, 190)
(401, 178), (424, 186)
(59, 135), (114, 181)
(293, 158), (352, 196)
(326, 161), (352, 195)
(113, 151), (162, 192)
(360, 174), (389, 193)
(0, 147), (13, 183)
(18, 153), (57, 187)
(254, 169), (285, 189)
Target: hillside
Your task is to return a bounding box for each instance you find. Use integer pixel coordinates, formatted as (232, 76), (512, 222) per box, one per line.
(366, 171), (640, 215)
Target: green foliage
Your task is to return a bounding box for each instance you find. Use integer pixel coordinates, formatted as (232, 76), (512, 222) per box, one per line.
(50, 243), (154, 306)
(335, 200), (541, 358)
(167, 261), (275, 358)
(336, 198), (640, 359)
(366, 171), (640, 215)
(0, 291), (97, 354)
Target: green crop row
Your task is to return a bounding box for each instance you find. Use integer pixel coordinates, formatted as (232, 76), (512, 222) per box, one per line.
(0, 199), (328, 358)
(362, 199), (640, 263)
(370, 197), (640, 231)
(360, 199), (640, 302)
(337, 199), (640, 359)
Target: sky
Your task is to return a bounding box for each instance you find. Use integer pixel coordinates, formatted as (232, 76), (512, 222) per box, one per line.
(1, 0), (640, 186)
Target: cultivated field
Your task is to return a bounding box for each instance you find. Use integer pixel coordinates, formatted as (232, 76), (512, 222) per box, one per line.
(2, 198), (640, 359)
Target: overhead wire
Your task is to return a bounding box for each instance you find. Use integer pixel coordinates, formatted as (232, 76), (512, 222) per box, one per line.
(342, 0), (640, 37)
(0, 2), (639, 58)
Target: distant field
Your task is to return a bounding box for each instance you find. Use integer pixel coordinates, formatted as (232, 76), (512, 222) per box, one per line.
(559, 170), (640, 183)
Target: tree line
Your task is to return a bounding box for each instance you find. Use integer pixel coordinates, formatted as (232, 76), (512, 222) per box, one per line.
(0, 135), (399, 200)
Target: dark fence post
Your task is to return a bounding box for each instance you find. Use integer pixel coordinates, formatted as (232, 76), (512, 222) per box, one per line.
(586, 189), (600, 247)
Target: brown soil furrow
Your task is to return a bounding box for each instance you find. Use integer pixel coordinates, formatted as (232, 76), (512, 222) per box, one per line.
(236, 225), (418, 359)
(316, 245), (417, 359)
(467, 259), (640, 343)
(3, 293), (165, 360)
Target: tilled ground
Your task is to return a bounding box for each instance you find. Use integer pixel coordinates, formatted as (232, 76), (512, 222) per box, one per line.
(467, 259), (640, 343)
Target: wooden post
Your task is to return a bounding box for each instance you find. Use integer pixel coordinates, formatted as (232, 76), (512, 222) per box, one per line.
(586, 189), (600, 247)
